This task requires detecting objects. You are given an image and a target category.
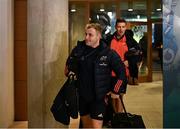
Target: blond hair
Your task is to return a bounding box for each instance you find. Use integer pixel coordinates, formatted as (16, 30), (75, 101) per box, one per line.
(85, 23), (102, 34)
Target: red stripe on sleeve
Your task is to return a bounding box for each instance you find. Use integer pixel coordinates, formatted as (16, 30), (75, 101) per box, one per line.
(114, 80), (123, 93)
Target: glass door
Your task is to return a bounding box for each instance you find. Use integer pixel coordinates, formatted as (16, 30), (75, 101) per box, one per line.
(68, 0), (162, 82)
(128, 23), (149, 81)
(69, 2), (87, 51)
(89, 1), (117, 37)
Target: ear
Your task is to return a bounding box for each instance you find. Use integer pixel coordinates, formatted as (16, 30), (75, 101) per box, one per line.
(99, 33), (102, 39)
(97, 31), (102, 39)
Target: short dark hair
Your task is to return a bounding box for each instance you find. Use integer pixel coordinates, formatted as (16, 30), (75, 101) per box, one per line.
(115, 18), (127, 26)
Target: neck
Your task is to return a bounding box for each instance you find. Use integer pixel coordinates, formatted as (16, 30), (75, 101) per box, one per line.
(91, 39), (100, 48)
(118, 32), (124, 38)
(92, 43), (100, 48)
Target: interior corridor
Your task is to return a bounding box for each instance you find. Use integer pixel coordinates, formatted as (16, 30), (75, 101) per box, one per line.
(9, 71), (162, 128)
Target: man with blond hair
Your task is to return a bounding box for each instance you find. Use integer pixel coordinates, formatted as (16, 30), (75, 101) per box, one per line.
(65, 23), (127, 128)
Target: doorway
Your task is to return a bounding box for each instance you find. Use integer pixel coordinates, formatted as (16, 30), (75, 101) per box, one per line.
(69, 0), (163, 82)
(152, 22), (163, 81)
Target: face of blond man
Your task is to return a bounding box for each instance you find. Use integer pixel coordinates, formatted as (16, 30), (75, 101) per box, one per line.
(116, 22), (127, 37)
(85, 27), (101, 48)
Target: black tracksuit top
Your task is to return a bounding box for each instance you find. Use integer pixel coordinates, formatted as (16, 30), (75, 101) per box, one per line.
(66, 40), (127, 101)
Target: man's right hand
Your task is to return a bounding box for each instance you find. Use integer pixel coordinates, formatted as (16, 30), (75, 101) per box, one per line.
(124, 60), (129, 67)
(68, 71), (77, 80)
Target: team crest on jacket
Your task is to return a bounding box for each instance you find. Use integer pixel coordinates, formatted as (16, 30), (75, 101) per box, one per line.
(99, 56), (108, 66)
(100, 56), (107, 61)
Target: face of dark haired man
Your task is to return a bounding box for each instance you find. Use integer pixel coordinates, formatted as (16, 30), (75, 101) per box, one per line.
(116, 22), (127, 37)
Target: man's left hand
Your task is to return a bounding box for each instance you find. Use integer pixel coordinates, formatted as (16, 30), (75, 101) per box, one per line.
(106, 91), (119, 99)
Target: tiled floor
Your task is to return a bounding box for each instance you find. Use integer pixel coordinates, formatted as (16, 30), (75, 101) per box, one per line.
(125, 80), (163, 128)
(9, 72), (162, 128)
(69, 80), (163, 128)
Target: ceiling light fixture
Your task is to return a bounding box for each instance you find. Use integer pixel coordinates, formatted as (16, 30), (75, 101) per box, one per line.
(128, 0), (133, 12)
(128, 8), (133, 11)
(156, 8), (161, 11)
(156, 3), (162, 11)
(100, 4), (105, 12)
(71, 4), (76, 12)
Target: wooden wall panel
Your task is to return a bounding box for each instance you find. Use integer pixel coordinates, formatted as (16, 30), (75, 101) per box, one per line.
(14, 81), (27, 120)
(14, 1), (27, 41)
(14, 59), (27, 81)
(14, 41), (27, 59)
(14, 0), (27, 120)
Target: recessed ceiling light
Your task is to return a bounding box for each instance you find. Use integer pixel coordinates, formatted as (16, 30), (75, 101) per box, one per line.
(71, 9), (76, 12)
(100, 4), (105, 12)
(128, 8), (133, 11)
(71, 5), (76, 12)
(156, 8), (161, 11)
(100, 8), (105, 12)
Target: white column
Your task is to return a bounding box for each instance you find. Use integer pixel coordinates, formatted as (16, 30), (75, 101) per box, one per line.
(28, 0), (68, 127)
(0, 0), (14, 127)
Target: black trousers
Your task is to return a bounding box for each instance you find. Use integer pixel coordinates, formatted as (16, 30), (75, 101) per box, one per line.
(129, 61), (138, 79)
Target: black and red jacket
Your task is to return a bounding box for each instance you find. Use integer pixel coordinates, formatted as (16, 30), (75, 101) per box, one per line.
(66, 40), (127, 100)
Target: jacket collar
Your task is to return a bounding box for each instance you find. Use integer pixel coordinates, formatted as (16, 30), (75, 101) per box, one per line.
(77, 40), (107, 50)
(112, 31), (125, 41)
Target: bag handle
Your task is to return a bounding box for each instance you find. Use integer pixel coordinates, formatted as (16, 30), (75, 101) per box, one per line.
(109, 95), (132, 127)
(107, 95), (128, 115)
(119, 95), (128, 115)
(118, 95), (132, 126)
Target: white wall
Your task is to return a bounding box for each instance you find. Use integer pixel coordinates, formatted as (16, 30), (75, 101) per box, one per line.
(0, 0), (14, 127)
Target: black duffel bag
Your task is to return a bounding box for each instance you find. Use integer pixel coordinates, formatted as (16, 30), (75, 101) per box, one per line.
(111, 112), (146, 128)
(104, 95), (146, 128)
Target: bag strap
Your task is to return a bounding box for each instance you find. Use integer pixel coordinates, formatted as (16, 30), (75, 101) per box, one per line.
(118, 95), (132, 126)
(119, 95), (128, 115)
(108, 95), (132, 126)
